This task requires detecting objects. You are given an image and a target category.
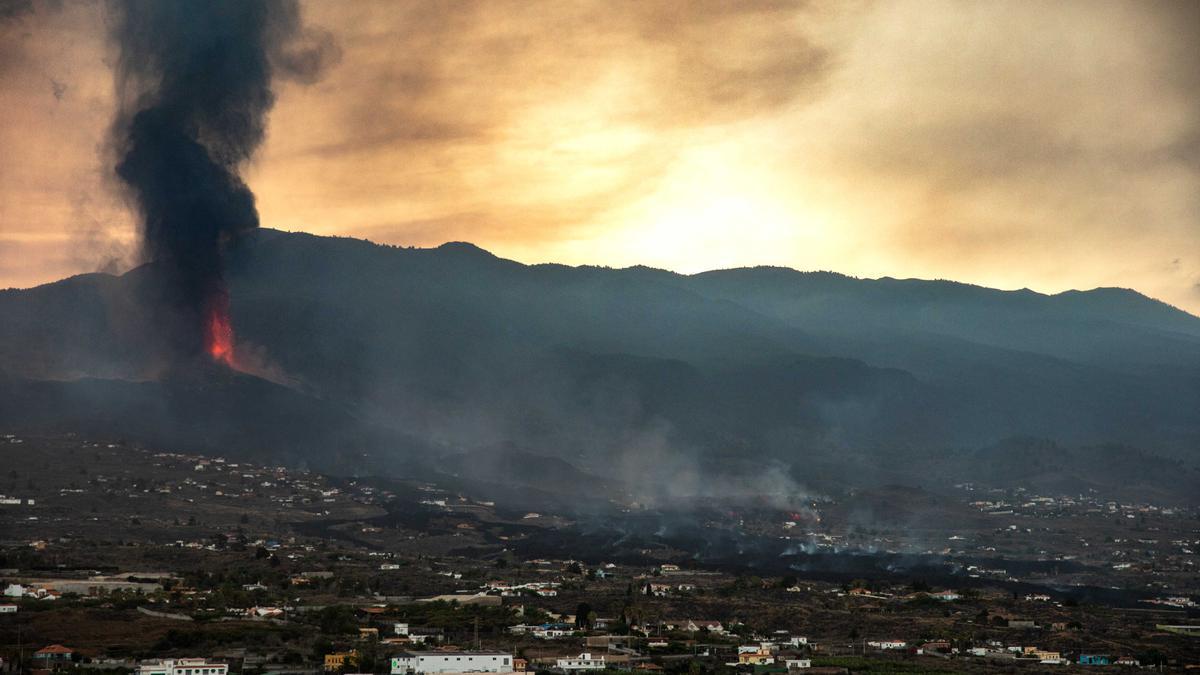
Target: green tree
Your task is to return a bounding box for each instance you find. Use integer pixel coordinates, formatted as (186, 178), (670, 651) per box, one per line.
(312, 638), (333, 664)
(316, 605), (358, 634)
(357, 638), (381, 674)
(576, 602), (592, 630)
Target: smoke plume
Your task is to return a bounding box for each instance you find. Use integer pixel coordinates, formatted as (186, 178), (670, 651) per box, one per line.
(109, 0), (337, 362)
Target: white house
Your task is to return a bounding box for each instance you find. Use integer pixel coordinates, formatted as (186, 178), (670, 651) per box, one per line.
(390, 651), (513, 674)
(0, 604), (17, 613)
(647, 583), (672, 597)
(673, 619), (724, 633)
(3, 584), (25, 598)
(555, 653), (607, 671)
(737, 645), (765, 655)
(530, 624), (573, 639)
(137, 659), (228, 675)
(784, 659), (812, 670)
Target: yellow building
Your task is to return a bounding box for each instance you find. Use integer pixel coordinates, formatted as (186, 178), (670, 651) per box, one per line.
(1031, 650), (1062, 662)
(323, 651), (358, 672)
(738, 650), (775, 666)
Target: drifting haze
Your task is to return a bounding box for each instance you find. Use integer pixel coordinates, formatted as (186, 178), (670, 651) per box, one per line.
(1, 0), (1198, 314)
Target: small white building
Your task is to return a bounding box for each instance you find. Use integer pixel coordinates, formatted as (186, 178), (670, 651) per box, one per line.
(0, 604), (17, 613)
(784, 659), (812, 670)
(3, 584), (25, 598)
(647, 583), (672, 597)
(673, 619), (724, 634)
(737, 645), (764, 655)
(390, 651), (513, 674)
(555, 653), (607, 671)
(530, 625), (572, 639)
(137, 659), (228, 675)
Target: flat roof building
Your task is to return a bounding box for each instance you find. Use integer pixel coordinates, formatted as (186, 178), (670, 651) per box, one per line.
(390, 651), (513, 674)
(556, 653), (607, 671)
(137, 659), (228, 675)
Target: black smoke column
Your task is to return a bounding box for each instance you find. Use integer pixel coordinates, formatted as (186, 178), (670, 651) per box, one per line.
(110, 0), (335, 365)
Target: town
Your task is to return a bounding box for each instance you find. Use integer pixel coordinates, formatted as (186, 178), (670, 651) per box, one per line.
(4, 0), (1199, 671)
(1, 435), (1198, 673)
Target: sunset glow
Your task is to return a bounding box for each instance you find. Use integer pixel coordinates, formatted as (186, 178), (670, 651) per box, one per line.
(1, 2), (1198, 659)
(1, 0), (1197, 315)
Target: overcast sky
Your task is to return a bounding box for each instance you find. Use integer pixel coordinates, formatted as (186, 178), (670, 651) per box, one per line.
(2, 0), (1198, 314)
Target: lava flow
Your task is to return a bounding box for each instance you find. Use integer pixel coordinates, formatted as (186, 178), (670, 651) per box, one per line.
(204, 292), (237, 368)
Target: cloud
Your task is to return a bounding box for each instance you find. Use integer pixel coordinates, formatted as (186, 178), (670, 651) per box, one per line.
(0, 0), (35, 22)
(0, 0), (1197, 317)
(783, 0), (1200, 312)
(292, 1), (827, 154)
(250, 0), (831, 247)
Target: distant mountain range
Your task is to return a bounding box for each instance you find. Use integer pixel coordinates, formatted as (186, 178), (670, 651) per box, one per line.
(2, 229), (1198, 503)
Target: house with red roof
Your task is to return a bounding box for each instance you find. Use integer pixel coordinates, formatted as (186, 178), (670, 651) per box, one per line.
(33, 645), (75, 666)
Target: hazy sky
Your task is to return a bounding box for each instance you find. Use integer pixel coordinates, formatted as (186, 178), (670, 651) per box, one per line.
(2, 0), (1198, 314)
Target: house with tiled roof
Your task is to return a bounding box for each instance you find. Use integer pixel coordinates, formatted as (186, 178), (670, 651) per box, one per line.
(33, 645), (75, 666)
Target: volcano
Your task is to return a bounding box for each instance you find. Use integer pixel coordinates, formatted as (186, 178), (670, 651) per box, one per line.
(1, 229), (1198, 501)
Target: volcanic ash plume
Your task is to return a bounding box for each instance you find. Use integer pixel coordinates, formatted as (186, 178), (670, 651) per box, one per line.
(109, 0), (337, 367)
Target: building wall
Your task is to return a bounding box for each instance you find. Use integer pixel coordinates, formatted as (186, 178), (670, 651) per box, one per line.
(137, 660), (228, 675)
(391, 653), (512, 674)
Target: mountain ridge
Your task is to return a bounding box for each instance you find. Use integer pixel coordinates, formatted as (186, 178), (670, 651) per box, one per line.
(1, 228), (1198, 503)
(7, 230), (1197, 327)
(250, 228), (1200, 322)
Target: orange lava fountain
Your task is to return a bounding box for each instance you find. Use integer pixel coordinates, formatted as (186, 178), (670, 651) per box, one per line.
(204, 292), (237, 367)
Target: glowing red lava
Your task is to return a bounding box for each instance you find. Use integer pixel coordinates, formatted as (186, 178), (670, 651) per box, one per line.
(204, 295), (237, 367)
